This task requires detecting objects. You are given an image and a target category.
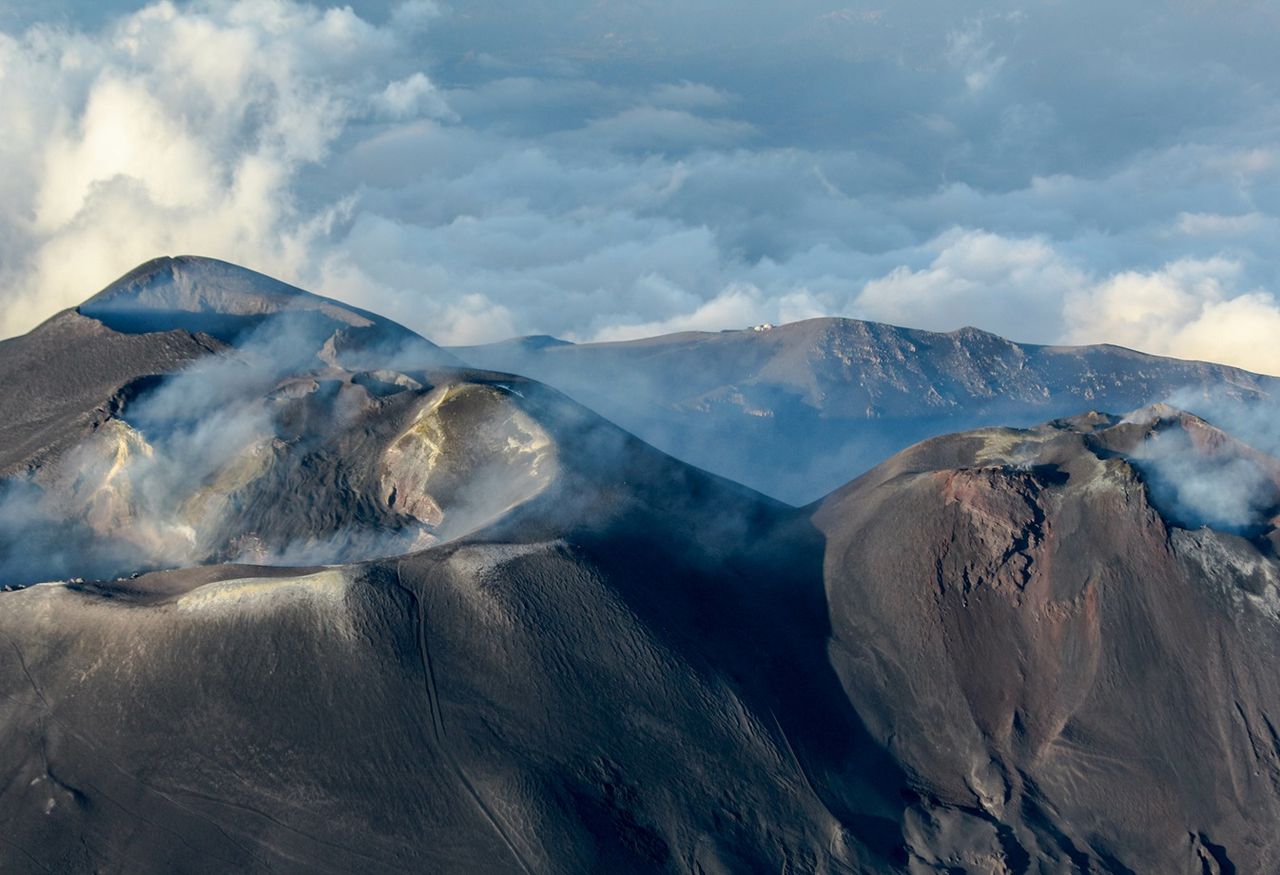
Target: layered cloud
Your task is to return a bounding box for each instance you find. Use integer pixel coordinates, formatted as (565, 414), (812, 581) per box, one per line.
(0, 0), (449, 335)
(2, 0), (1280, 372)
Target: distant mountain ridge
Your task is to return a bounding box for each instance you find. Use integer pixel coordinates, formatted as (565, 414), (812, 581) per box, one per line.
(455, 318), (1278, 503)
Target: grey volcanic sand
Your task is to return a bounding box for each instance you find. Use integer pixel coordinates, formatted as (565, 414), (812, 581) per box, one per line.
(1, 257), (1278, 872)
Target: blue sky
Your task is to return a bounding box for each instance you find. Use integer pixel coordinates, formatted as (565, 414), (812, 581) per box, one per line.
(2, 0), (1279, 372)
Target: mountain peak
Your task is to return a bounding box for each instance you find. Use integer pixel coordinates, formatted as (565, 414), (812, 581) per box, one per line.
(79, 255), (401, 342)
(85, 255), (328, 313)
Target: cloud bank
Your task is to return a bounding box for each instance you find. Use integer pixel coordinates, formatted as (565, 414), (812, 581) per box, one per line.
(3, 0), (1280, 373)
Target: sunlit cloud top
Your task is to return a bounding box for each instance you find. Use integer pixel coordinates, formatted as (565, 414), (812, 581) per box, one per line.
(2, 0), (1279, 373)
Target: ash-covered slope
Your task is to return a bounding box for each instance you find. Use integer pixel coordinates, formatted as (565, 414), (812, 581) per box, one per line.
(0, 323), (748, 586)
(0, 256), (472, 582)
(814, 406), (1280, 872)
(0, 259), (902, 872)
(0, 310), (221, 476)
(5, 258), (1280, 872)
(0, 256), (456, 479)
(79, 255), (449, 359)
(455, 319), (1278, 504)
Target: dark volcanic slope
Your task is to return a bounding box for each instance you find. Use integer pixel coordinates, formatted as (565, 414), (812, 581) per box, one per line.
(0, 310), (221, 475)
(815, 408), (1280, 873)
(0, 256), (458, 479)
(0, 265), (898, 871)
(455, 318), (1278, 504)
(80, 255), (450, 360)
(5, 258), (1280, 873)
(0, 525), (881, 873)
(7, 392), (1280, 871)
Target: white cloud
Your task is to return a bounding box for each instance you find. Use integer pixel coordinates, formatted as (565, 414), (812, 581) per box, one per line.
(647, 81), (731, 110)
(1065, 258), (1280, 375)
(591, 282), (827, 342)
(391, 0), (441, 31)
(853, 230), (1086, 340)
(376, 72), (451, 120)
(946, 21), (1006, 93)
(569, 106), (756, 151)
(854, 230), (1280, 375)
(2, 0), (1280, 380)
(0, 0), (441, 336)
(1172, 211), (1264, 237)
